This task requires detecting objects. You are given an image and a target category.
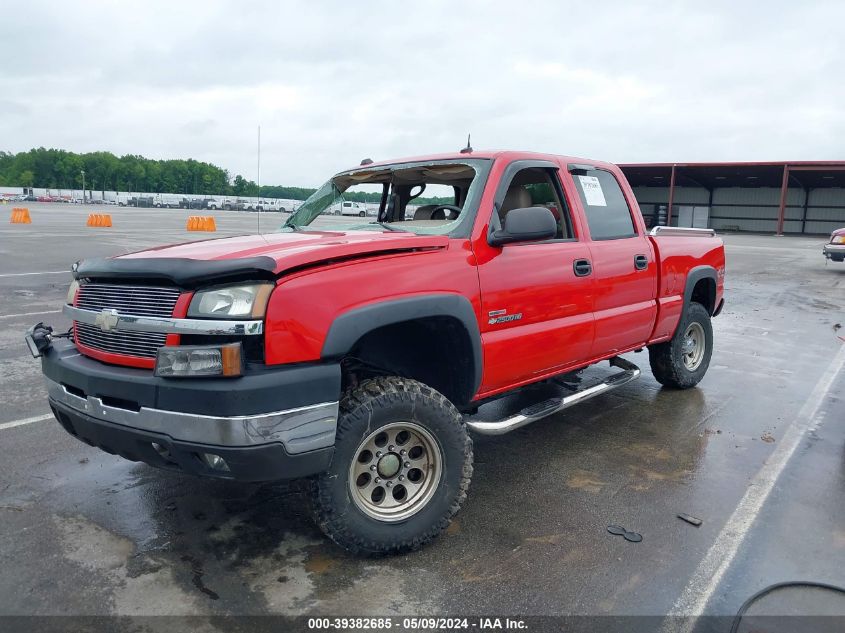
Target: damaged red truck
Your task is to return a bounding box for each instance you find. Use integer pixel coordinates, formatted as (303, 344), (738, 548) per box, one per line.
(28, 150), (725, 554)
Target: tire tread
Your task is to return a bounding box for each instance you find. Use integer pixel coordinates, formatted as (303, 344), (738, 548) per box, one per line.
(311, 376), (473, 556)
(648, 302), (713, 389)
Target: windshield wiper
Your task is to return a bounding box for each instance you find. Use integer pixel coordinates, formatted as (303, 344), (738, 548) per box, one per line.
(370, 222), (409, 232)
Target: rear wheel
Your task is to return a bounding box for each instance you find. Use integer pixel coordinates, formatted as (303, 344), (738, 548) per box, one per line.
(311, 377), (473, 555)
(648, 302), (713, 388)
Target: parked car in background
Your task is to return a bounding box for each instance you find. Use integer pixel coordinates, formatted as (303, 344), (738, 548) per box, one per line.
(126, 196), (154, 208)
(153, 195), (183, 209)
(823, 228), (845, 263)
(179, 198), (212, 210)
(207, 198), (243, 211)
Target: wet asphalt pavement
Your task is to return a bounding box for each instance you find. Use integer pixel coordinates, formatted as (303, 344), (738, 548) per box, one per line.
(0, 204), (843, 626)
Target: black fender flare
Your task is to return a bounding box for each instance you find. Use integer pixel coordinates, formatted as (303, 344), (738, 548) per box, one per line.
(321, 294), (483, 396)
(683, 265), (718, 315)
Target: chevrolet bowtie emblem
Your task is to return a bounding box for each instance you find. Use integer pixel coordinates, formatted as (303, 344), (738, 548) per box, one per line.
(95, 309), (120, 332)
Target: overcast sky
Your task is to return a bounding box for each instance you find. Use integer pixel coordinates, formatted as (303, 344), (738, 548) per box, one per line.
(2, 0), (843, 186)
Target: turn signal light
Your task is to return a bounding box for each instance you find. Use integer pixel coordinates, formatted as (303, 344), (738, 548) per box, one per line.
(154, 343), (242, 378)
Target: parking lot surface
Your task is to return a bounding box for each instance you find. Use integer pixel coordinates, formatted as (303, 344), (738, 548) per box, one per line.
(1, 204), (843, 625)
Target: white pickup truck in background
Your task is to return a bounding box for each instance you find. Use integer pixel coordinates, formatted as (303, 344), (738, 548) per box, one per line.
(241, 199), (287, 212)
(207, 198), (242, 210)
(329, 201), (369, 216)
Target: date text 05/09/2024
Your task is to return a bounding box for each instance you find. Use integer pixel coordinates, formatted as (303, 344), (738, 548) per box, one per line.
(307, 617), (528, 630)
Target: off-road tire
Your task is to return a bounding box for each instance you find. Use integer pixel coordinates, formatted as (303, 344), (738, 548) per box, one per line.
(649, 301), (713, 389)
(311, 376), (473, 555)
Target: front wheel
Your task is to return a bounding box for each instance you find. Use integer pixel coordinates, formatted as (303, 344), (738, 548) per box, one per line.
(311, 377), (473, 555)
(648, 301), (713, 389)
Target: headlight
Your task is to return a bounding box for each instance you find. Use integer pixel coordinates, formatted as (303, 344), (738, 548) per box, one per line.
(187, 283), (273, 319)
(66, 280), (80, 305)
(833, 235), (845, 244)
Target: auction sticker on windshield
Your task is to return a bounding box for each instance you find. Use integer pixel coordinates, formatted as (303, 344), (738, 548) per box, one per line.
(578, 175), (607, 207)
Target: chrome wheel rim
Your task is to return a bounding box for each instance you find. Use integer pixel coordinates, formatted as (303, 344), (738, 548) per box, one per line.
(348, 422), (442, 522)
(681, 322), (706, 371)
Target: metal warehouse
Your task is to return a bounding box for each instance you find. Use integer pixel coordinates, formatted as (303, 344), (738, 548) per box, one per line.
(620, 161), (845, 235)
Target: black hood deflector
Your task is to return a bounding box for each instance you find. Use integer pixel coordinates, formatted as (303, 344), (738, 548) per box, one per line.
(73, 256), (278, 288)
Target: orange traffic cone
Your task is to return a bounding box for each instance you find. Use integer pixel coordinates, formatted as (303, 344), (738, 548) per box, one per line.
(10, 207), (31, 223)
(187, 215), (217, 231)
(86, 213), (113, 227)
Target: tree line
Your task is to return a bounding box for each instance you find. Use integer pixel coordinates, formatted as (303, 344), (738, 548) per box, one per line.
(0, 148), (239, 196)
(0, 148), (449, 204)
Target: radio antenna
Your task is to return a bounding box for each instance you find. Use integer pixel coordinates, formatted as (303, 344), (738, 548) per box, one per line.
(460, 133), (473, 154)
(256, 125), (261, 234)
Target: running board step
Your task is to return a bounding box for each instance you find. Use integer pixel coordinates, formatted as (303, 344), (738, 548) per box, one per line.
(465, 357), (641, 436)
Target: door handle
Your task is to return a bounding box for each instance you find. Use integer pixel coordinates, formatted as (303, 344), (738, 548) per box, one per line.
(573, 259), (592, 277)
(634, 254), (648, 270)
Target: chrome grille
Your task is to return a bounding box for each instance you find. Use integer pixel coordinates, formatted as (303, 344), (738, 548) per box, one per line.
(76, 322), (168, 358)
(76, 284), (181, 317)
(74, 284), (181, 359)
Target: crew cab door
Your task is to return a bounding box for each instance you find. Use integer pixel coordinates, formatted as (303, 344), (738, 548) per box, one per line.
(474, 161), (595, 396)
(566, 165), (657, 356)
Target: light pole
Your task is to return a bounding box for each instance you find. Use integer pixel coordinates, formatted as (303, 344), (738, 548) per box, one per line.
(80, 169), (86, 203)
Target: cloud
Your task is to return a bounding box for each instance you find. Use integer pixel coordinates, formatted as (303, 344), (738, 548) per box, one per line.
(1, 0), (843, 186)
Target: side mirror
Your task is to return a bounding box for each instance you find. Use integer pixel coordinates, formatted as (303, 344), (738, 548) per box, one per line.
(489, 206), (557, 246)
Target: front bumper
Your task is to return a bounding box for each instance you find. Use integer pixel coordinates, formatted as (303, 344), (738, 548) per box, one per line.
(823, 243), (845, 261)
(41, 338), (341, 481)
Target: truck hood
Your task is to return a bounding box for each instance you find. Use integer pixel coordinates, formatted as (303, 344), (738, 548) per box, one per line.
(117, 229), (450, 274)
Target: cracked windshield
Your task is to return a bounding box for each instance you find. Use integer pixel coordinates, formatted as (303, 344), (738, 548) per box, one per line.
(282, 160), (486, 234)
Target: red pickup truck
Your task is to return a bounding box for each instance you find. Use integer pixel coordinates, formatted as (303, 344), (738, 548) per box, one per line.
(28, 150), (725, 554)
